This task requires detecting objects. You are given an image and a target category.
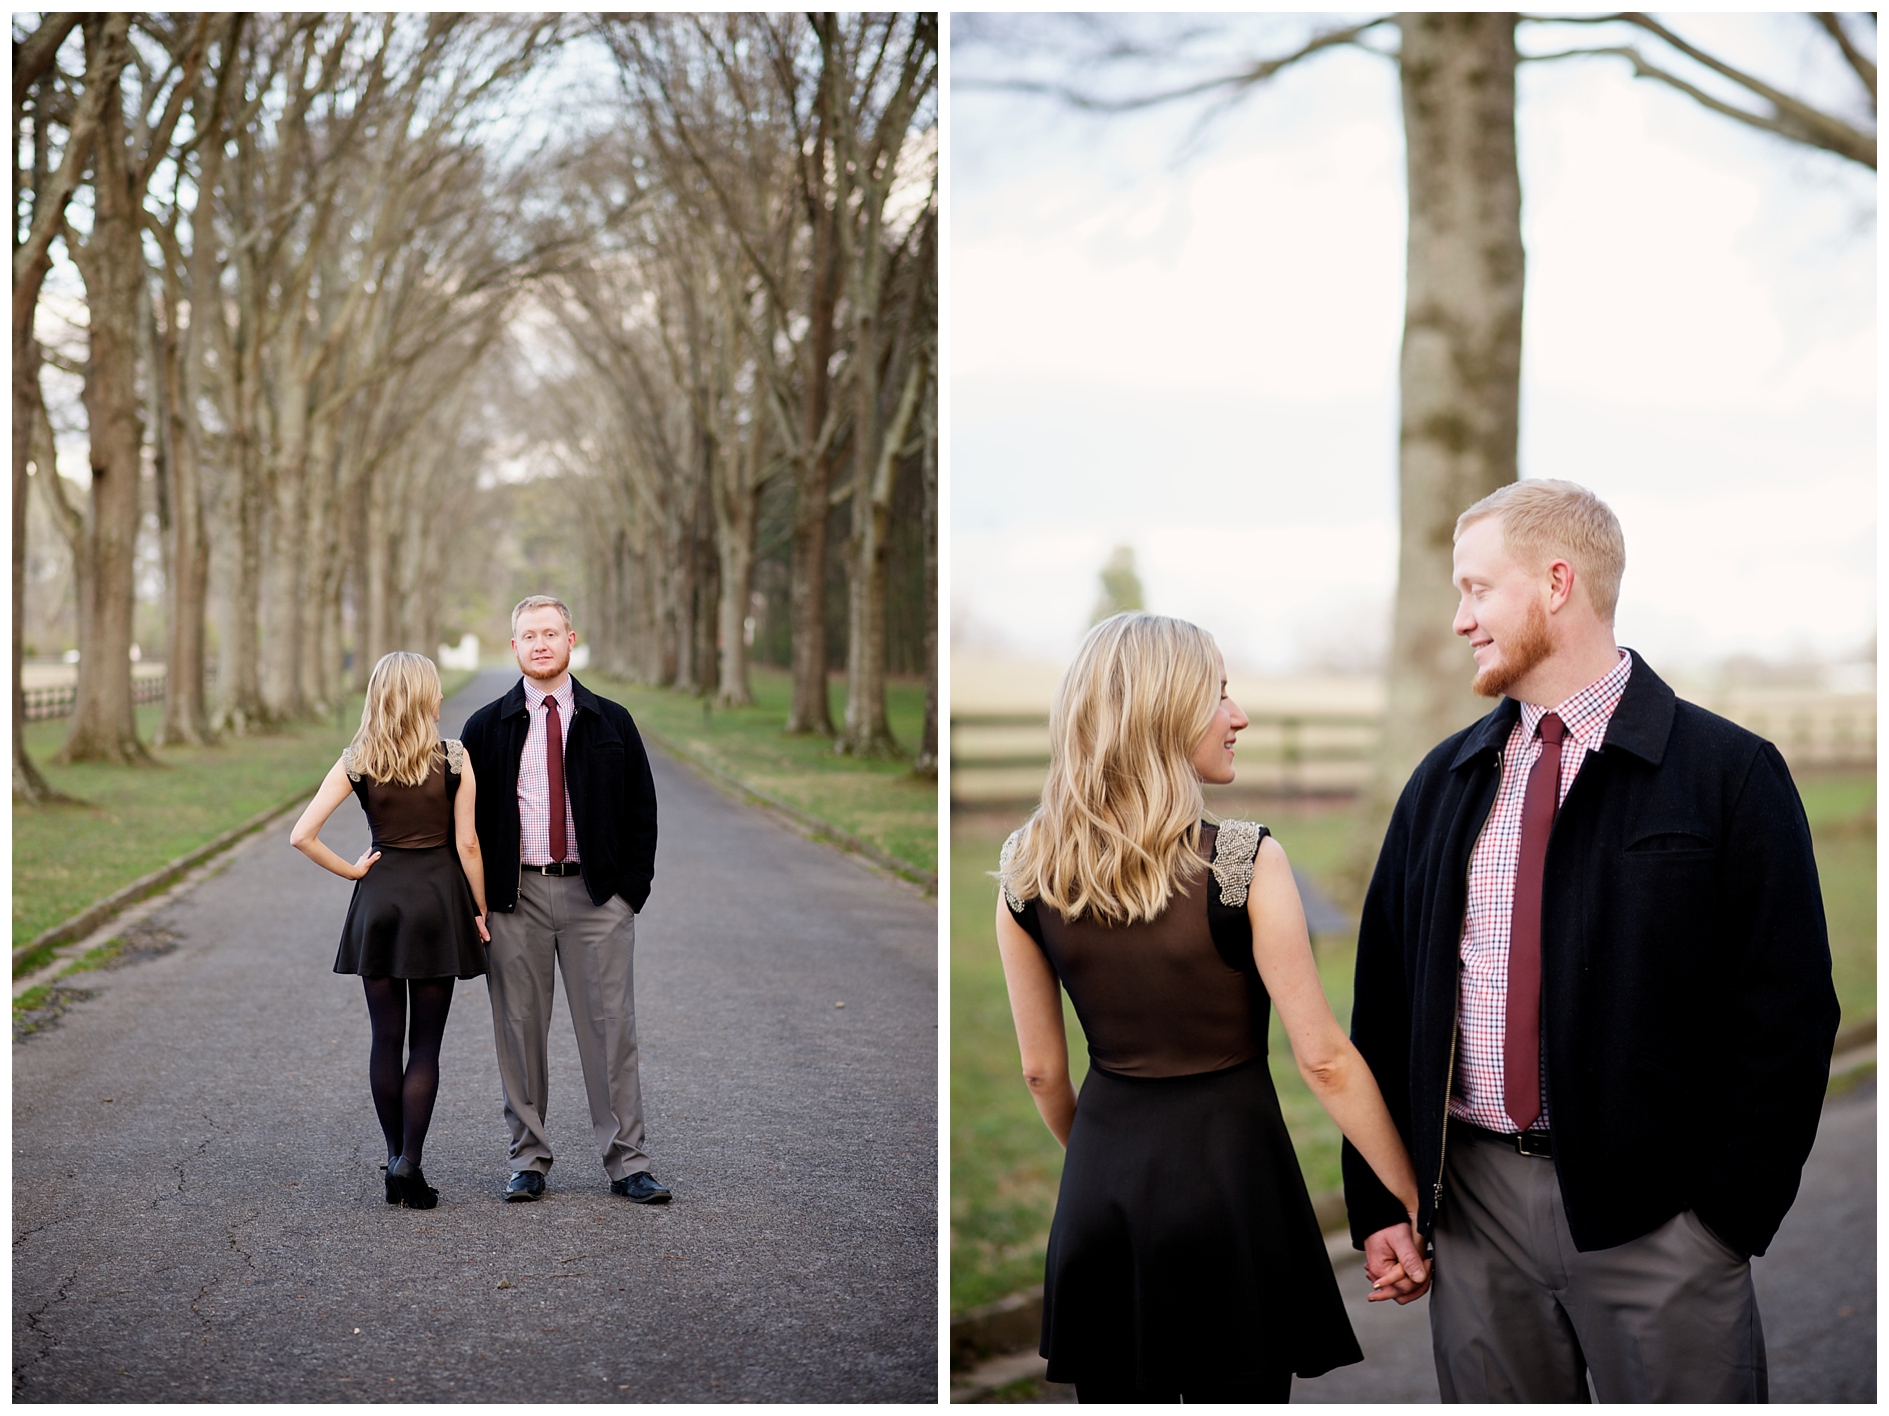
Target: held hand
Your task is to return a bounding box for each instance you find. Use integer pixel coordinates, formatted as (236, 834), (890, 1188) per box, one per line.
(474, 913), (491, 943)
(1362, 1219), (1432, 1304)
(350, 848), (381, 880)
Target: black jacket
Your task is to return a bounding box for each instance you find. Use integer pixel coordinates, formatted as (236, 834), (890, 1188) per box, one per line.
(1342, 652), (1837, 1258)
(460, 676), (658, 914)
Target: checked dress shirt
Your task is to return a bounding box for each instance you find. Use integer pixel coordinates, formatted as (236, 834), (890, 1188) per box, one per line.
(1450, 649), (1633, 1134)
(518, 676), (580, 866)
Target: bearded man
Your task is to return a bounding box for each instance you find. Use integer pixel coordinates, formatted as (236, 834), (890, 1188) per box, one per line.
(460, 595), (668, 1204)
(1342, 480), (1837, 1401)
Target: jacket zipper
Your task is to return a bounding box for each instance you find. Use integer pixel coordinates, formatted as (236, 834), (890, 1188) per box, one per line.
(1436, 744), (1502, 1214)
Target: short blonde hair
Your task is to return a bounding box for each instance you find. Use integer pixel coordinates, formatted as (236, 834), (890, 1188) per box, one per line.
(1455, 479), (1626, 620)
(349, 652), (443, 787)
(1002, 613), (1221, 927)
(511, 595), (573, 637)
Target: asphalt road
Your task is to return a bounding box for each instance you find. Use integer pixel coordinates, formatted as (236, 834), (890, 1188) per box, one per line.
(1293, 1077), (1877, 1403)
(956, 1076), (1875, 1403)
(14, 669), (939, 1402)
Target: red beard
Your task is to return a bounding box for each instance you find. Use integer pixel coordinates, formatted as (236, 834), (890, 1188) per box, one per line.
(1472, 597), (1554, 699)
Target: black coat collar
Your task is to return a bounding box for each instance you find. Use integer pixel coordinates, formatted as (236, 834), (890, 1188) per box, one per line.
(1448, 648), (1674, 772)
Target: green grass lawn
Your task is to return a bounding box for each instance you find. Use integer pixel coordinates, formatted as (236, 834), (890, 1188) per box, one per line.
(589, 665), (936, 878)
(950, 771), (1875, 1317)
(14, 703), (362, 949)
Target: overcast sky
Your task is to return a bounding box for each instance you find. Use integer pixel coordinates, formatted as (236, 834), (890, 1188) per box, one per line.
(949, 14), (1876, 677)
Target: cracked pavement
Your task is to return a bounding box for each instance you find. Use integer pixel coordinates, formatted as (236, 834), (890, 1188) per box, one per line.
(13, 669), (938, 1402)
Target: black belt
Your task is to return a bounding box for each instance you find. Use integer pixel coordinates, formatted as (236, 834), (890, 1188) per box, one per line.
(524, 861), (582, 876)
(1451, 1116), (1553, 1158)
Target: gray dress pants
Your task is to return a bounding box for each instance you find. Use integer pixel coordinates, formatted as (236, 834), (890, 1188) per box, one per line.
(484, 871), (650, 1182)
(1431, 1121), (1766, 1402)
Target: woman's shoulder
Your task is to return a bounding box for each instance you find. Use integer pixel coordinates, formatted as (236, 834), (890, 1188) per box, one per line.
(442, 738), (465, 774)
(1206, 818), (1269, 907)
(997, 824), (1028, 912)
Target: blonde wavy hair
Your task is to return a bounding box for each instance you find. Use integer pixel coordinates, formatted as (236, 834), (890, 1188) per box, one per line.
(348, 652), (444, 786)
(1003, 613), (1222, 927)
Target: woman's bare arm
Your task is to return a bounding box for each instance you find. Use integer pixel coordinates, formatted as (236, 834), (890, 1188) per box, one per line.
(1248, 835), (1429, 1296)
(289, 759), (381, 881)
(996, 899), (1077, 1148)
(453, 755), (491, 941)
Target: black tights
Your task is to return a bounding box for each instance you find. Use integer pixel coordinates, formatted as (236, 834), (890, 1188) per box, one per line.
(362, 977), (454, 1167)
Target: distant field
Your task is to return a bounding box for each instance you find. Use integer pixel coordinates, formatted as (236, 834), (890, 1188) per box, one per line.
(950, 770), (1874, 1317)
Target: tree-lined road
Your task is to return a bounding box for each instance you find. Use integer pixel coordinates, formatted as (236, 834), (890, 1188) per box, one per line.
(14, 670), (938, 1402)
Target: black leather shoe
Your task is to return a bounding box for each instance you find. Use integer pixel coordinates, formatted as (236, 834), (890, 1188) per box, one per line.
(610, 1171), (671, 1204)
(389, 1157), (438, 1210)
(505, 1170), (545, 1203)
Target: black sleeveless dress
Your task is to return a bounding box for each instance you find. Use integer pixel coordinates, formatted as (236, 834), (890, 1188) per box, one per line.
(332, 740), (487, 981)
(1000, 820), (1362, 1390)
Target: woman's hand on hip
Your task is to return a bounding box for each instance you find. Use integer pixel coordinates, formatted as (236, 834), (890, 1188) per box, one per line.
(349, 848), (381, 880)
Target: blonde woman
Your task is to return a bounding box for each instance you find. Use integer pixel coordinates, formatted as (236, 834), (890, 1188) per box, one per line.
(292, 652), (491, 1209)
(995, 613), (1430, 1402)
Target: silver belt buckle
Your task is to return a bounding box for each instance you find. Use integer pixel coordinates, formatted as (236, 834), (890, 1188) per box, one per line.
(1515, 1130), (1552, 1158)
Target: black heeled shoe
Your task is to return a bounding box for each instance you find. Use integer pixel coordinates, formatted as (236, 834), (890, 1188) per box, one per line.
(388, 1156), (438, 1210)
(384, 1156), (401, 1204)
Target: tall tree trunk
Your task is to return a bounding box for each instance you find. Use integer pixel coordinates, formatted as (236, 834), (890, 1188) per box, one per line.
(840, 350), (924, 756)
(786, 72), (840, 736)
(298, 417), (340, 713)
(213, 268), (272, 734)
(260, 351), (311, 720)
(13, 340), (66, 799)
(714, 417), (765, 707)
(1356, 12), (1525, 879)
(214, 412), (269, 733)
(62, 78), (152, 765)
(14, 16), (125, 797)
(693, 473), (720, 700)
(152, 260), (214, 746)
(915, 370), (938, 776)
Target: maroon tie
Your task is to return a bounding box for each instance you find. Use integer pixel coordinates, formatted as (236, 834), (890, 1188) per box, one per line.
(1504, 712), (1564, 1132)
(545, 695), (567, 863)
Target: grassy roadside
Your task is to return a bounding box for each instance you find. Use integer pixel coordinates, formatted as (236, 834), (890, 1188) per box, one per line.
(13, 671), (476, 953)
(950, 771), (1875, 1317)
(588, 665), (936, 878)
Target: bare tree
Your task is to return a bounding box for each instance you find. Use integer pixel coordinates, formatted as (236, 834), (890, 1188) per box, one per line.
(827, 13), (937, 757)
(54, 13), (208, 764)
(591, 13), (937, 745)
(12, 12), (126, 796)
(959, 11), (1874, 873)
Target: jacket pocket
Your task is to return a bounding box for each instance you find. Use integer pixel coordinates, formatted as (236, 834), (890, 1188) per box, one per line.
(1624, 831), (1715, 853)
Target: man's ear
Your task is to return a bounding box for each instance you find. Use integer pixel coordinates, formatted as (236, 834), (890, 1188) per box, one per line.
(1546, 558), (1576, 613)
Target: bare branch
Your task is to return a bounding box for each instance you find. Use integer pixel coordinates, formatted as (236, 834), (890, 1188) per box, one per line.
(956, 16), (1393, 113)
(1815, 13), (1877, 103)
(1524, 38), (1875, 168)
(13, 14), (82, 96)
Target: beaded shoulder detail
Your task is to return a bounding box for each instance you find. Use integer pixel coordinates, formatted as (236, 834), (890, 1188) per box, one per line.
(1210, 819), (1265, 908)
(998, 827), (1027, 913)
(443, 738), (465, 774)
(341, 744), (361, 783)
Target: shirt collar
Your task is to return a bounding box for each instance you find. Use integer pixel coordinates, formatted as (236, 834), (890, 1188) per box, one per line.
(1519, 649), (1633, 752)
(521, 676), (573, 713)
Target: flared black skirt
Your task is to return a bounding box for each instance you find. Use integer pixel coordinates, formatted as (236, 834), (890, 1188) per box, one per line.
(1040, 1053), (1363, 1388)
(333, 844), (486, 980)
